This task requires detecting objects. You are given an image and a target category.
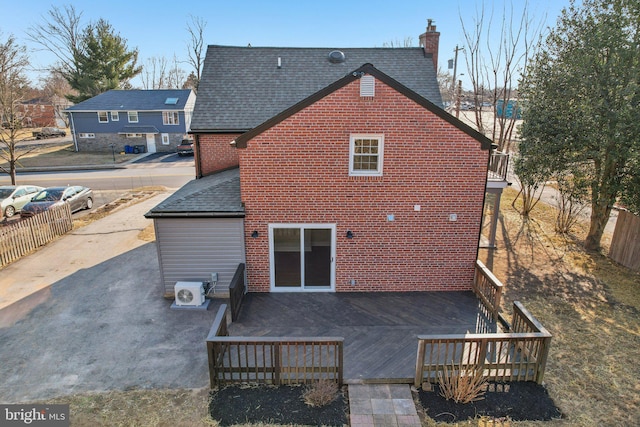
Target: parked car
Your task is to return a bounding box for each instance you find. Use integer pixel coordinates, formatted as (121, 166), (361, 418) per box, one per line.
(20, 186), (93, 218)
(176, 139), (194, 156)
(32, 127), (67, 139)
(0, 185), (45, 218)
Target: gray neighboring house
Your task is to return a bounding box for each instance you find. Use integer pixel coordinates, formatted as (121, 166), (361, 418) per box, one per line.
(145, 168), (245, 298)
(65, 89), (196, 153)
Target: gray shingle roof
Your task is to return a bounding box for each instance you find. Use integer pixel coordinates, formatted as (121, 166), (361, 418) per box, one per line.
(66, 89), (193, 112)
(144, 168), (243, 217)
(191, 46), (443, 132)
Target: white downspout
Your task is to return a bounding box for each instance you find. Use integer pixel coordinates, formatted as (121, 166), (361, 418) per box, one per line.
(68, 112), (78, 152)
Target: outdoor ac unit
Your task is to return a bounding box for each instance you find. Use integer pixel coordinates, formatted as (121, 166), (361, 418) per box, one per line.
(174, 282), (206, 306)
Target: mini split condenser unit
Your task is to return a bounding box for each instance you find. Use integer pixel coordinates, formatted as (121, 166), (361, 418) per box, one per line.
(174, 282), (206, 306)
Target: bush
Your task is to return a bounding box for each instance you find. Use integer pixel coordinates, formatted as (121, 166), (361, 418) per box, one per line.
(302, 380), (339, 407)
(438, 361), (488, 404)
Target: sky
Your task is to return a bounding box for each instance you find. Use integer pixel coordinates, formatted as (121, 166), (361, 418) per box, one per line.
(2, 0), (572, 90)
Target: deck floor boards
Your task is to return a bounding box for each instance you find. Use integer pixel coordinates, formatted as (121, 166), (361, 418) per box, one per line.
(227, 291), (495, 382)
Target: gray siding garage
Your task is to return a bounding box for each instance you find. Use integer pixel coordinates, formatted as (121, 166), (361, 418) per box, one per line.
(154, 217), (245, 297)
(145, 168), (245, 298)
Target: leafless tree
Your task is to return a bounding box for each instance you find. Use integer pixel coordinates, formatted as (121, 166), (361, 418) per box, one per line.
(41, 72), (74, 127)
(460, 2), (542, 153)
(26, 5), (84, 77)
(186, 15), (207, 92)
(382, 37), (414, 48)
(141, 55), (186, 90)
(0, 34), (36, 185)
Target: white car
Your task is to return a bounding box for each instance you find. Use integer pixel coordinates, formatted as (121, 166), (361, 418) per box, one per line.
(0, 185), (45, 218)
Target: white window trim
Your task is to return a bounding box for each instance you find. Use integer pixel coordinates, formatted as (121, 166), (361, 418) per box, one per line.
(162, 111), (179, 125)
(98, 111), (108, 123)
(268, 223), (336, 292)
(111, 111), (119, 121)
(128, 111), (139, 123)
(161, 133), (170, 145)
(349, 134), (384, 176)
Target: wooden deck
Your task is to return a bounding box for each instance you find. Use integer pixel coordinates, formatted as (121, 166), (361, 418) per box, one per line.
(227, 292), (496, 383)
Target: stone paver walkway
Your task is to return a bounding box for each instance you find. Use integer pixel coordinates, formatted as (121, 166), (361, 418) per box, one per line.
(349, 384), (421, 427)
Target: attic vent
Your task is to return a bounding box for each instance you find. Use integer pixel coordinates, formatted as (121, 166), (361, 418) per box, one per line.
(328, 50), (346, 63)
(165, 97), (179, 105)
(360, 75), (375, 97)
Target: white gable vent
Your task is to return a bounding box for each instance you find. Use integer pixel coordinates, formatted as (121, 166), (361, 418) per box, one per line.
(360, 75), (375, 97)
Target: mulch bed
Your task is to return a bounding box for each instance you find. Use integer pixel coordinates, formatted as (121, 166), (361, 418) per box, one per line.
(209, 384), (348, 426)
(417, 381), (563, 423)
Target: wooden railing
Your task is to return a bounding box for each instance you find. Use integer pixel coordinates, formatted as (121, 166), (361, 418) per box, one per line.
(229, 263), (246, 322)
(472, 260), (504, 324)
(488, 152), (510, 181)
(415, 301), (552, 386)
(0, 203), (73, 267)
(206, 305), (344, 388)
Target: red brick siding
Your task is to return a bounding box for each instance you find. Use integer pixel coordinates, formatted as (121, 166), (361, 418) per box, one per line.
(196, 133), (241, 176)
(239, 78), (488, 292)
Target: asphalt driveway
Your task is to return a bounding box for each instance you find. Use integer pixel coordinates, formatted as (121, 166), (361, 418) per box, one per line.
(0, 193), (220, 403)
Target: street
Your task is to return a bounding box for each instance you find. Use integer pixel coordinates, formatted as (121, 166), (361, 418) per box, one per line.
(0, 152), (196, 219)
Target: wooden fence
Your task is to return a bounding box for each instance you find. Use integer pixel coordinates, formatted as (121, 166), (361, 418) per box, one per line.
(609, 209), (640, 271)
(206, 304), (344, 388)
(415, 301), (552, 386)
(472, 259), (505, 330)
(0, 204), (73, 267)
(229, 263), (246, 322)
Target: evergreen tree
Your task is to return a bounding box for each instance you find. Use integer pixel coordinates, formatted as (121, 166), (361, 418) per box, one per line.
(64, 19), (141, 103)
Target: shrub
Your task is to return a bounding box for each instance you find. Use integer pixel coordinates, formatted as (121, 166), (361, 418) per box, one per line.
(302, 380), (339, 407)
(437, 361), (488, 404)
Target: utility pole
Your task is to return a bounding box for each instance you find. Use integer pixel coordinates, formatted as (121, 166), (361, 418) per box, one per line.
(451, 45), (464, 92)
(455, 80), (463, 118)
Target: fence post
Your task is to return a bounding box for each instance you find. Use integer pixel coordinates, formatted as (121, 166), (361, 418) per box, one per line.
(414, 339), (426, 388)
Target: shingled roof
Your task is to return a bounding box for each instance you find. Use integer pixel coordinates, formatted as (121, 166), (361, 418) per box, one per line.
(144, 168), (243, 218)
(66, 89), (193, 112)
(191, 46), (443, 132)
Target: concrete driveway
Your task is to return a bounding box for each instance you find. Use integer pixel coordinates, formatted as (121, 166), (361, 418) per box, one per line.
(0, 193), (219, 403)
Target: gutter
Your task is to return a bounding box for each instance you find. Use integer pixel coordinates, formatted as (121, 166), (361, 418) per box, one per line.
(144, 211), (245, 219)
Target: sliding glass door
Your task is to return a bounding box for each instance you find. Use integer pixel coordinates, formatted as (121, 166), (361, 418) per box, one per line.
(270, 224), (335, 291)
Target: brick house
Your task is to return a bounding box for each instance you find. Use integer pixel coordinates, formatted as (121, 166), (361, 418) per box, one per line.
(146, 23), (508, 297)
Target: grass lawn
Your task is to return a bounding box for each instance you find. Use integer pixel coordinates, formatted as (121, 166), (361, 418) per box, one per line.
(33, 188), (640, 426)
(474, 188), (640, 427)
(0, 142), (131, 168)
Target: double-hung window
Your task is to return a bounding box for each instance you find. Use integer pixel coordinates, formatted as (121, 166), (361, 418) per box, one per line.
(128, 111), (138, 123)
(162, 111), (179, 125)
(349, 134), (384, 176)
(111, 111), (119, 121)
(98, 111), (108, 123)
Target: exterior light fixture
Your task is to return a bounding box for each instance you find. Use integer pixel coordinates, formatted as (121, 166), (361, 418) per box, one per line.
(251, 230), (259, 238)
(346, 230), (354, 239)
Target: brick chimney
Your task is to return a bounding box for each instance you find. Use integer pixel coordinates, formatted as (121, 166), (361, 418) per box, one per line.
(419, 19), (440, 71)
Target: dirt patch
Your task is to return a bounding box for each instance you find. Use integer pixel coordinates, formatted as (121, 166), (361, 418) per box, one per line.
(72, 189), (163, 229)
(417, 382), (562, 423)
(209, 384), (348, 426)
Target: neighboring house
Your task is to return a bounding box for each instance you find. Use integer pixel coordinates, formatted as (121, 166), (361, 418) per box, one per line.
(146, 22), (509, 297)
(20, 98), (57, 128)
(65, 89), (195, 153)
